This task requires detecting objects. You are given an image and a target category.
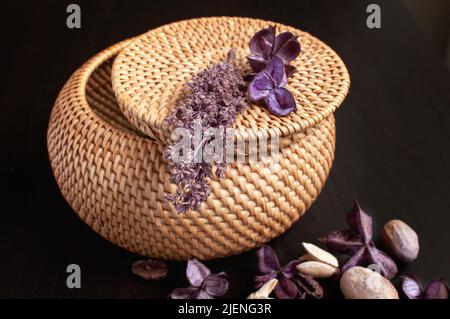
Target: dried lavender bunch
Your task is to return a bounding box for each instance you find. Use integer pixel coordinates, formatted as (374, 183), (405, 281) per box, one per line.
(165, 50), (248, 213)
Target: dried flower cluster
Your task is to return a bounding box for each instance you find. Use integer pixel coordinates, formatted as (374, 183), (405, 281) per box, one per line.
(255, 245), (323, 299)
(247, 26), (300, 75)
(131, 258), (168, 280)
(247, 26), (300, 116)
(320, 200), (398, 279)
(165, 51), (248, 213)
(170, 259), (229, 299)
(319, 200), (448, 299)
(400, 275), (449, 299)
(131, 201), (448, 300)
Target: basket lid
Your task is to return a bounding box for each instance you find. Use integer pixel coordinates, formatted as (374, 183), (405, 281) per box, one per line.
(112, 17), (350, 144)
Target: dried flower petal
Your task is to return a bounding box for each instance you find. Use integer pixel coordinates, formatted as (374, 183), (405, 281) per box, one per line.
(400, 275), (449, 299)
(170, 287), (200, 299)
(247, 26), (301, 73)
(366, 245), (398, 280)
(255, 272), (277, 289)
(196, 290), (214, 299)
(293, 274), (324, 299)
(347, 200), (373, 244)
(248, 58), (296, 117)
(281, 259), (301, 279)
(274, 32), (301, 64)
(265, 57), (287, 87)
(255, 245), (323, 299)
(186, 259), (211, 287)
(170, 259), (229, 299)
(273, 32), (294, 55)
(266, 87), (296, 116)
(247, 55), (267, 73)
(202, 273), (229, 297)
(274, 277), (298, 299)
(400, 275), (423, 299)
(131, 259), (168, 280)
(248, 71), (273, 101)
(257, 245), (280, 273)
(320, 230), (363, 255)
(249, 26), (275, 60)
(340, 247), (367, 273)
(424, 278), (449, 299)
(321, 200), (398, 279)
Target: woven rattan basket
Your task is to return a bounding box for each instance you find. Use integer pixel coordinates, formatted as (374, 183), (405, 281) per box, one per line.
(47, 17), (350, 260)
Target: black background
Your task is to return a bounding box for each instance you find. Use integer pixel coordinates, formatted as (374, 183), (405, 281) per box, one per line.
(1, 0), (449, 299)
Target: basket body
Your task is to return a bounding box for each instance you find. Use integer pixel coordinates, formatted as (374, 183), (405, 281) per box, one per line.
(47, 40), (336, 260)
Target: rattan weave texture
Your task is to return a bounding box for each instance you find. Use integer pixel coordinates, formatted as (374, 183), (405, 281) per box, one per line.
(47, 39), (337, 260)
(111, 17), (350, 145)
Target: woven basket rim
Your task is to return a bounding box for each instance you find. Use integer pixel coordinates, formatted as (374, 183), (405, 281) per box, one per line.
(112, 16), (350, 145)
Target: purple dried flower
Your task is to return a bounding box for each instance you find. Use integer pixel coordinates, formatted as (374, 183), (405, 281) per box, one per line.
(255, 245), (323, 299)
(248, 26), (301, 74)
(165, 51), (248, 213)
(400, 275), (449, 299)
(170, 259), (229, 299)
(131, 259), (168, 280)
(320, 200), (398, 279)
(248, 57), (296, 116)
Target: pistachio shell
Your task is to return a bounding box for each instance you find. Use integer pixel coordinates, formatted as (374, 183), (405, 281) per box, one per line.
(296, 261), (338, 278)
(302, 242), (339, 268)
(340, 266), (399, 299)
(299, 254), (315, 262)
(247, 278), (278, 299)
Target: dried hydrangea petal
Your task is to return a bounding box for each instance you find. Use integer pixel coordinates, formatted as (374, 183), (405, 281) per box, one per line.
(347, 200), (373, 244)
(249, 26), (275, 59)
(273, 32), (293, 54)
(294, 274), (324, 299)
(254, 245), (324, 300)
(341, 247), (367, 273)
(274, 32), (301, 64)
(424, 278), (449, 299)
(247, 26), (300, 73)
(281, 259), (302, 279)
(257, 245), (281, 274)
(170, 287), (200, 299)
(400, 275), (423, 299)
(254, 272), (277, 289)
(321, 200), (398, 280)
(321, 230), (364, 255)
(186, 259), (211, 287)
(266, 87), (296, 116)
(202, 273), (229, 297)
(247, 55), (267, 73)
(274, 277), (298, 299)
(196, 290), (214, 299)
(366, 245), (398, 280)
(248, 70), (274, 101)
(265, 57), (287, 87)
(131, 259), (168, 280)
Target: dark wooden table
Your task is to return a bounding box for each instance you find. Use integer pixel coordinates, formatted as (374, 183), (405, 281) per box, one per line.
(1, 0), (449, 299)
